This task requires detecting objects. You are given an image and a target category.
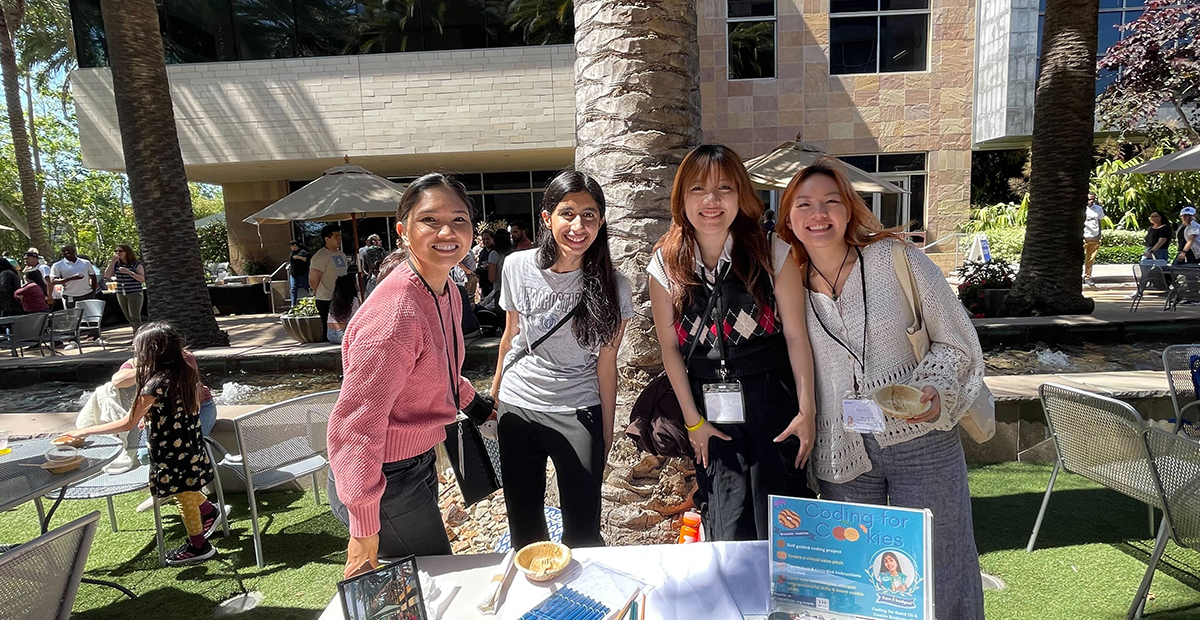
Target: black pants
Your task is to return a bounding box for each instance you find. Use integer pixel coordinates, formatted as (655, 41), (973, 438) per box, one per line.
(65, 291), (96, 309)
(327, 449), (451, 559)
(315, 299), (331, 341)
(690, 367), (815, 541)
(497, 402), (605, 550)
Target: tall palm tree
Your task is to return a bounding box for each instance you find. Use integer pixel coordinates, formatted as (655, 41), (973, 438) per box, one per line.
(0, 0), (47, 252)
(100, 0), (228, 347)
(1004, 0), (1098, 316)
(573, 0), (700, 381)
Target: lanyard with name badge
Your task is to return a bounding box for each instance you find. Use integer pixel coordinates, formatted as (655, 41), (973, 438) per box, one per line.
(807, 248), (886, 433)
(409, 260), (471, 468)
(700, 263), (746, 425)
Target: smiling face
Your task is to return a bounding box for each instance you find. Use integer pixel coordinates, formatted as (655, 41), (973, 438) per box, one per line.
(786, 173), (850, 250)
(1150, 212), (1163, 226)
(479, 231), (494, 250)
(397, 186), (474, 274)
(883, 555), (899, 572)
(683, 165), (740, 238)
(542, 191), (603, 266)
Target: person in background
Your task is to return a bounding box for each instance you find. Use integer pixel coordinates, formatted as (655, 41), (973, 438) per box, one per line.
(474, 229), (514, 335)
(475, 230), (496, 298)
(509, 220), (534, 251)
(326, 173), (494, 578)
(50, 245), (98, 308)
(24, 250), (50, 280)
(1082, 192), (1104, 286)
(762, 209), (777, 234)
(1175, 206), (1199, 265)
(61, 322), (223, 565)
(104, 245), (146, 333)
(0, 259), (21, 316)
(2, 251), (16, 268)
(326, 274), (360, 345)
(357, 234), (382, 271)
(288, 239), (310, 308)
(309, 224), (349, 341)
(14, 269), (50, 313)
(77, 254), (103, 291)
(1143, 210), (1172, 262)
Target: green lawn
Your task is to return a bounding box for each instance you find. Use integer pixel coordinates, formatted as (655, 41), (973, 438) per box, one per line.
(0, 463), (1196, 619)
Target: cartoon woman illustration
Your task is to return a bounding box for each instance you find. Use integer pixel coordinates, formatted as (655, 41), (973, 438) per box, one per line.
(878, 552), (909, 593)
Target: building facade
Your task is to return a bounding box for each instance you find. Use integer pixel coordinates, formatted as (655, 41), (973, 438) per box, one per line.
(69, 0), (1100, 269)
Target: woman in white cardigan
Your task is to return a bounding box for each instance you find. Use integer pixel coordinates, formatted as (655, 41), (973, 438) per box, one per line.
(775, 157), (986, 620)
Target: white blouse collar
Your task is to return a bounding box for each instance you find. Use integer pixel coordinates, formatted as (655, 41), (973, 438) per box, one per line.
(693, 234), (734, 280)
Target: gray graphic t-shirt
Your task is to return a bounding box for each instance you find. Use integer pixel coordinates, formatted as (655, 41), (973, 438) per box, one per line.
(499, 249), (634, 412)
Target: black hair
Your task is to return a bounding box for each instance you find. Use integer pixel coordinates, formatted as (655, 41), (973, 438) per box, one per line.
(378, 173), (475, 280)
(1149, 210), (1168, 226)
(24, 268), (46, 293)
(536, 170), (621, 350)
(878, 552), (902, 575)
(509, 220), (527, 232)
(329, 274), (359, 323)
(0, 259), (15, 275)
(492, 229), (513, 255)
(133, 322), (200, 417)
(321, 224), (340, 239)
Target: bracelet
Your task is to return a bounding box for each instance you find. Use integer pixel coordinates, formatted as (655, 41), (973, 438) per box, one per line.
(685, 418), (706, 432)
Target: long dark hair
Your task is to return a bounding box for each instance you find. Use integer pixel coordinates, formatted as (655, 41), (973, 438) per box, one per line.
(655, 144), (774, 317)
(116, 244), (139, 265)
(24, 268), (46, 294)
(378, 173), (475, 280)
(133, 322), (200, 417)
(0, 259), (16, 276)
(329, 274), (359, 322)
(536, 170), (621, 349)
(878, 552), (902, 575)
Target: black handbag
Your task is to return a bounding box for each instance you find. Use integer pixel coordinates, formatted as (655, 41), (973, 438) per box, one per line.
(444, 416), (501, 506)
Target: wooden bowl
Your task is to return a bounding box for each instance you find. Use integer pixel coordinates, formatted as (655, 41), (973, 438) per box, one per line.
(872, 384), (931, 420)
(41, 454), (83, 474)
(514, 541), (571, 582)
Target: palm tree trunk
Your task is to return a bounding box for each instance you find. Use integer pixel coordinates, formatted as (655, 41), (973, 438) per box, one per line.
(0, 2), (47, 252)
(574, 0), (701, 379)
(26, 73), (42, 177)
(1005, 0), (1097, 316)
(100, 0), (228, 347)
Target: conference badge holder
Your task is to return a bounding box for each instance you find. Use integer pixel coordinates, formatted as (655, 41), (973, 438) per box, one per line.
(703, 377), (745, 424)
(842, 389), (886, 433)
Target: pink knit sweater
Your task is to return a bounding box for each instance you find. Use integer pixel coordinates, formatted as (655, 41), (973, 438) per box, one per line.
(327, 261), (475, 538)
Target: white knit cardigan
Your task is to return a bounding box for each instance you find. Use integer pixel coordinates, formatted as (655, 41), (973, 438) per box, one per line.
(804, 239), (985, 484)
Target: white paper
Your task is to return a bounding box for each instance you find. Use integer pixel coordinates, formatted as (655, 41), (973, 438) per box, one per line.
(842, 399), (886, 433)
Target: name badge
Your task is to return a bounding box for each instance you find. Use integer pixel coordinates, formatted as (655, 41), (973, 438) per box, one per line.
(703, 382), (745, 424)
(842, 398), (886, 433)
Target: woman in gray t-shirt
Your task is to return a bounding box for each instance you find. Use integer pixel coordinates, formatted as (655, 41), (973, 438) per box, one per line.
(490, 171), (633, 550)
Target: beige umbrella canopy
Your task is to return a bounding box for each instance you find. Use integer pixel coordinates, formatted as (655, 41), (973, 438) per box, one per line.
(744, 139), (908, 194)
(1117, 144), (1200, 175)
(242, 164), (405, 225)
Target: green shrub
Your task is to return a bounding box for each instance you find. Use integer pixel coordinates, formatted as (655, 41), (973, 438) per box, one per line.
(197, 221), (229, 264)
(1096, 245), (1147, 264)
(960, 227), (1025, 262)
(285, 296), (318, 317)
(1101, 229), (1144, 247)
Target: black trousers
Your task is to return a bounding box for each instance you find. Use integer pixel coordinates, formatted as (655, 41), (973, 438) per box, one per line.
(327, 449), (451, 560)
(315, 299), (331, 342)
(689, 366), (815, 541)
(497, 402), (605, 550)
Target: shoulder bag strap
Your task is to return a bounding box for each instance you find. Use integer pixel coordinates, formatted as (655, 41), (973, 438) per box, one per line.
(502, 300), (584, 375)
(683, 263), (729, 365)
(891, 240), (931, 360)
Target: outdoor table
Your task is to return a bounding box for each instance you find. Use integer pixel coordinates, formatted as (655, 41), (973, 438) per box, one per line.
(319, 540), (770, 620)
(208, 282), (271, 315)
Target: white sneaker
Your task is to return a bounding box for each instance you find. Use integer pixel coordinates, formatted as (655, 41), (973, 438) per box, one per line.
(136, 496), (155, 513)
(1126, 292), (1142, 300)
(64, 343), (78, 351)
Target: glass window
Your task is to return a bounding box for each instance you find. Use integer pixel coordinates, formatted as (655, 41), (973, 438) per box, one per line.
(531, 170), (559, 188)
(485, 0), (573, 47)
(358, 0), (424, 53)
(1097, 11), (1123, 55)
(830, 17), (878, 75)
(163, 0), (237, 64)
(728, 21), (776, 80)
(423, 0), (488, 51)
(71, 0), (109, 68)
(878, 152), (926, 173)
(830, 0), (877, 12)
(231, 0), (297, 60)
(486, 193), (534, 225)
(879, 14), (927, 72)
(295, 0), (360, 57)
(1099, 0), (1123, 7)
(729, 0), (775, 17)
(839, 155), (877, 173)
(908, 175), (925, 231)
(879, 0), (928, 9)
(483, 172), (531, 191)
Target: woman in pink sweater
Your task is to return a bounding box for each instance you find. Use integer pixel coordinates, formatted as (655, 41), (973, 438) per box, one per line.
(326, 174), (495, 578)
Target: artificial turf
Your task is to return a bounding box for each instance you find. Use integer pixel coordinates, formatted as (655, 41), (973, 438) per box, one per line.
(0, 463), (1196, 619)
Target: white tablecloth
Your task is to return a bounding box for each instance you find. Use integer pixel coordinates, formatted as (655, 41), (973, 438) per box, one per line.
(319, 541), (770, 620)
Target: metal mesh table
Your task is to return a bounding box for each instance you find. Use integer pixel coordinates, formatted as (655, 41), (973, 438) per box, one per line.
(0, 435), (123, 528)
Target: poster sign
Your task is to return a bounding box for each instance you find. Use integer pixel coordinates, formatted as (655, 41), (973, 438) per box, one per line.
(768, 496), (933, 620)
(968, 234), (991, 263)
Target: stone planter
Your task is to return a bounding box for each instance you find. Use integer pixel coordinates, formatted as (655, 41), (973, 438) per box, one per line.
(280, 314), (324, 343)
(983, 289), (1010, 318)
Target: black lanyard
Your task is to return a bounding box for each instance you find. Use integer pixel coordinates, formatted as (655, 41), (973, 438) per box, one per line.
(808, 247), (868, 395)
(704, 264), (731, 367)
(408, 259), (461, 413)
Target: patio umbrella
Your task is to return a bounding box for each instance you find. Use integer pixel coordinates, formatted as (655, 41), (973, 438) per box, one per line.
(242, 163), (404, 225)
(744, 138), (908, 194)
(1117, 144), (1200, 175)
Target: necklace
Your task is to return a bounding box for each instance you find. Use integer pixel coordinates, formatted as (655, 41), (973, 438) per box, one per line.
(809, 245), (852, 301)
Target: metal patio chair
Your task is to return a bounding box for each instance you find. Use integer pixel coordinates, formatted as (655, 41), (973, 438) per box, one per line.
(76, 299), (106, 350)
(0, 511), (100, 620)
(1128, 262), (1170, 312)
(1128, 428), (1200, 619)
(46, 308), (82, 355)
(2, 312), (49, 357)
(210, 390), (335, 568)
(1026, 383), (1161, 553)
(1161, 345), (1200, 439)
(1165, 265), (1200, 310)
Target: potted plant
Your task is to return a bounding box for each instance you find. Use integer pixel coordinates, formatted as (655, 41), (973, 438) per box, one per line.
(280, 297), (324, 343)
(956, 259), (1015, 318)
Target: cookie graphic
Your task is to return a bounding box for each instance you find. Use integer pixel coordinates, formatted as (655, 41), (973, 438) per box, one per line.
(777, 508), (802, 529)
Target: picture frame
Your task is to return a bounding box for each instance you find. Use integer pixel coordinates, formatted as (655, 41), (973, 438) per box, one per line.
(337, 555), (428, 620)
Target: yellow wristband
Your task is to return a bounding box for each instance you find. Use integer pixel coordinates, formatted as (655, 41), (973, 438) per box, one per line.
(685, 418), (706, 432)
